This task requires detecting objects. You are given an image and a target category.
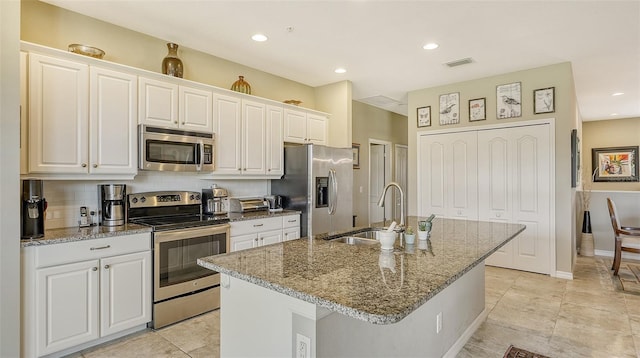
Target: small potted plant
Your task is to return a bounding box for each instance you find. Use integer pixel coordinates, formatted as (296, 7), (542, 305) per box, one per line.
(418, 221), (431, 240)
(404, 226), (416, 245)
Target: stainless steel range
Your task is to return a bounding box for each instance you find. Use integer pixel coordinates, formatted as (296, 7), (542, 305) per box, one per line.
(128, 191), (229, 329)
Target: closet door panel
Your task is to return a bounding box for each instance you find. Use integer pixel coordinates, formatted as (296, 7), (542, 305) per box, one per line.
(419, 137), (446, 217)
(447, 135), (477, 219)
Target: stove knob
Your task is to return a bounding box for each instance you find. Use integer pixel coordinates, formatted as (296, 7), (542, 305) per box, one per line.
(195, 194), (201, 200)
(190, 194), (195, 201)
(140, 197), (146, 203)
(132, 197), (138, 204)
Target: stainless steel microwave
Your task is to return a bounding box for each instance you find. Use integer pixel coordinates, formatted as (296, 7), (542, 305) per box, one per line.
(139, 125), (214, 172)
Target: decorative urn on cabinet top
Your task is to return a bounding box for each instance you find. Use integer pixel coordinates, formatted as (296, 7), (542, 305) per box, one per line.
(162, 42), (184, 78)
(231, 75), (251, 94)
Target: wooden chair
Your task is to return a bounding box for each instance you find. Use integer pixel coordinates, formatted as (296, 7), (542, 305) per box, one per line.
(607, 197), (640, 275)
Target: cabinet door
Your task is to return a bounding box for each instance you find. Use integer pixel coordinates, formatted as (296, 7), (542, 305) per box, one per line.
(283, 109), (307, 143)
(266, 105), (284, 176)
(259, 229), (283, 246)
(231, 233), (258, 252)
(283, 227), (300, 242)
(213, 93), (242, 174)
(306, 113), (328, 145)
(20, 51), (28, 174)
(100, 251), (152, 336)
(90, 67), (138, 174)
(36, 260), (99, 356)
(243, 100), (266, 175)
(139, 77), (178, 128)
(180, 86), (213, 132)
(29, 53), (89, 173)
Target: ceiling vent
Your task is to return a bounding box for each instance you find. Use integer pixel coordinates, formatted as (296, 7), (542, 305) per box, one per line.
(359, 95), (402, 107)
(445, 57), (474, 68)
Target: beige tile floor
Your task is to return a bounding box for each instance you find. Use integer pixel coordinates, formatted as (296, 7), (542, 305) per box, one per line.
(71, 256), (639, 358)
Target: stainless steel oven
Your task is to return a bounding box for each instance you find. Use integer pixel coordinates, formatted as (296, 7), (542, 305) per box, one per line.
(153, 224), (229, 328)
(128, 191), (229, 328)
(139, 125), (214, 172)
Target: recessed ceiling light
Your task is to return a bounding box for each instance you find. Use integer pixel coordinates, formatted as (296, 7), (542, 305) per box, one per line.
(334, 68), (347, 74)
(423, 43), (439, 50)
(251, 34), (268, 42)
(612, 92), (624, 96)
(611, 113), (618, 116)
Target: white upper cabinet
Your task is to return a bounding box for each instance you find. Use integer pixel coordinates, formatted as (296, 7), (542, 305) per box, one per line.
(213, 94), (283, 178)
(29, 53), (89, 174)
(283, 108), (327, 145)
(90, 66), (138, 175)
(139, 77), (213, 132)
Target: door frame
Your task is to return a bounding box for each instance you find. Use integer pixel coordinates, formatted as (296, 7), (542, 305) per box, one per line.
(416, 118), (556, 276)
(394, 144), (408, 222)
(368, 138), (393, 225)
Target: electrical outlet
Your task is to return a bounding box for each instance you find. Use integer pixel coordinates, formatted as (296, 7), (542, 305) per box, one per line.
(436, 312), (443, 334)
(296, 333), (311, 358)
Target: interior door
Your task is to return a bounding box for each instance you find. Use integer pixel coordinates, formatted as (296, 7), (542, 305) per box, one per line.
(480, 124), (551, 274)
(369, 143), (386, 224)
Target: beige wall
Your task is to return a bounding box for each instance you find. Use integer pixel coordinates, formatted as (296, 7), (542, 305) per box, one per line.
(582, 117), (640, 191)
(1, 0), (21, 356)
(352, 101), (408, 227)
(316, 80), (352, 148)
(21, 0), (318, 108)
(407, 62), (577, 275)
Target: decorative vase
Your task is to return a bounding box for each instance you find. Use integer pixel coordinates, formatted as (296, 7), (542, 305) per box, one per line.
(418, 231), (429, 241)
(231, 75), (251, 94)
(162, 43), (183, 78)
(580, 211), (595, 256)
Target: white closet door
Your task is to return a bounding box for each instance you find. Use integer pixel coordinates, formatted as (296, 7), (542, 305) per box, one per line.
(418, 132), (477, 220)
(480, 124), (551, 274)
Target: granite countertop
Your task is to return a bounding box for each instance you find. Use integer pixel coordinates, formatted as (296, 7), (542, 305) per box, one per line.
(20, 223), (152, 247)
(198, 216), (525, 325)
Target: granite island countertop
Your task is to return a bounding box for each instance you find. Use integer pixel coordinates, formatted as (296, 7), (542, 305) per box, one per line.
(198, 216), (525, 325)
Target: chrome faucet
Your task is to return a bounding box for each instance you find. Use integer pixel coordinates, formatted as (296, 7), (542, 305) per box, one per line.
(377, 182), (405, 231)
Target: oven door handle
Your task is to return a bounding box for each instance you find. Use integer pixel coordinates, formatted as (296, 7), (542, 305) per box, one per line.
(153, 223), (230, 243)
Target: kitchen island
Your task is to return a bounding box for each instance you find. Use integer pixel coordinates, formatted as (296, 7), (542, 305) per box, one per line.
(198, 217), (525, 357)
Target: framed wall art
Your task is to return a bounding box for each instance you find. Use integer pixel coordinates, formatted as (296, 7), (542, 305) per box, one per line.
(496, 82), (521, 119)
(469, 97), (486, 122)
(352, 143), (360, 169)
(439, 92), (460, 125)
(571, 129), (580, 188)
(592, 146), (639, 182)
(534, 87), (555, 114)
(417, 106), (431, 127)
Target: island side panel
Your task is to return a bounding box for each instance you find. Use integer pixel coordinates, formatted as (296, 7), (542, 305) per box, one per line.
(219, 274), (320, 357)
(316, 263), (486, 358)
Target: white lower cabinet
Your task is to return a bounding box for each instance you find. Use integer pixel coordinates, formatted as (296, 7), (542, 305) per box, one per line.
(22, 233), (151, 357)
(230, 214), (301, 252)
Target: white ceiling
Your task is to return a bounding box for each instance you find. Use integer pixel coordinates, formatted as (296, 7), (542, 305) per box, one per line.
(43, 0), (640, 121)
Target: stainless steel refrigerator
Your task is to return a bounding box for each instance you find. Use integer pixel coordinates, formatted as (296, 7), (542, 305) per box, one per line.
(271, 144), (353, 237)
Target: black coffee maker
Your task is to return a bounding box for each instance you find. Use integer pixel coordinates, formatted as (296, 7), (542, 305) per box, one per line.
(21, 179), (47, 239)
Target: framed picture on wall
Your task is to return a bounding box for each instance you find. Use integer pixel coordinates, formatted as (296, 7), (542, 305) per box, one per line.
(496, 82), (521, 119)
(571, 129), (579, 188)
(592, 146), (639, 182)
(534, 87), (555, 114)
(469, 98), (486, 121)
(417, 106), (431, 127)
(352, 143), (360, 169)
(439, 92), (460, 125)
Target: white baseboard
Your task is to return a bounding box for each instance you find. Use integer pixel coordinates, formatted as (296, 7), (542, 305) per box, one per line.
(443, 308), (489, 358)
(594, 249), (640, 261)
(554, 271), (573, 280)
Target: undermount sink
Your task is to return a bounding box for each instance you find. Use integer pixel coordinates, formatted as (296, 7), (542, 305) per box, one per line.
(349, 230), (379, 240)
(330, 236), (379, 246)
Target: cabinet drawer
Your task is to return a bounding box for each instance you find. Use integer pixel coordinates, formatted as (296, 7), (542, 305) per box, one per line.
(282, 215), (300, 228)
(34, 233), (151, 268)
(230, 217), (281, 236)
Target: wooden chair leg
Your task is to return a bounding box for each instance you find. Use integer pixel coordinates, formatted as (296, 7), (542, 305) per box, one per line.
(613, 241), (622, 276)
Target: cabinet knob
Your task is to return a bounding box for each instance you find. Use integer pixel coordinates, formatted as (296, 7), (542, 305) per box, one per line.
(82, 163), (87, 168)
(182, 122), (185, 125)
(174, 121), (178, 124)
(268, 169), (271, 172)
(92, 267), (97, 271)
(238, 168), (242, 171)
(93, 164), (98, 168)
(254, 238), (258, 242)
(104, 264), (110, 269)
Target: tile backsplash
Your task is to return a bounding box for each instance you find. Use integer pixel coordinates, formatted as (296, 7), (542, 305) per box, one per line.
(41, 172), (270, 229)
